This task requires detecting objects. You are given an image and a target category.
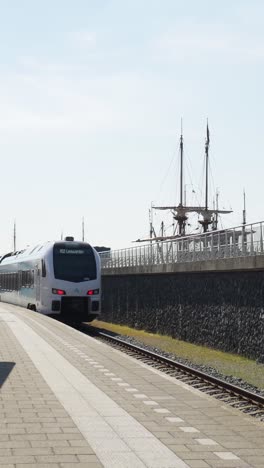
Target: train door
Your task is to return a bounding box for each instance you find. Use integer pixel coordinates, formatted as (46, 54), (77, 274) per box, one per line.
(36, 263), (41, 304)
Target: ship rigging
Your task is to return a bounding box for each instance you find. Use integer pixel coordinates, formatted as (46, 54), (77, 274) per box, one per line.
(135, 122), (232, 243)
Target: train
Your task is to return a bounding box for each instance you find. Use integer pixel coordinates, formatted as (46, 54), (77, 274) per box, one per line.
(0, 237), (101, 323)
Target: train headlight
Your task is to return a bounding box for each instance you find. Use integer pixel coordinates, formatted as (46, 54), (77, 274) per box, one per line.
(52, 288), (66, 295)
(87, 289), (99, 295)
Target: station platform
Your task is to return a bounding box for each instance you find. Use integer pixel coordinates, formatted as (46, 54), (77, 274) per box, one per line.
(0, 304), (264, 468)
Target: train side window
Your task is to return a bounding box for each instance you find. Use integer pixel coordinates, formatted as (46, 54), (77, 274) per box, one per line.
(41, 259), (46, 277)
(22, 271), (27, 287)
(27, 271), (30, 287)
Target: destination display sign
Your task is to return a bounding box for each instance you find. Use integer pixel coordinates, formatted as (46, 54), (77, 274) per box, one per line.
(58, 249), (85, 255)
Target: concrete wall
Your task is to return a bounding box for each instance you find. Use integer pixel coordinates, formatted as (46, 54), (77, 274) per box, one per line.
(102, 253), (264, 276)
(101, 268), (264, 361)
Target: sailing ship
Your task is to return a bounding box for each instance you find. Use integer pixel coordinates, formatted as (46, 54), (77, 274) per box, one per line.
(135, 122), (234, 243)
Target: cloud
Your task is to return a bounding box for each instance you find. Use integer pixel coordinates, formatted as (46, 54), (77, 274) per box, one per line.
(18, 56), (91, 74)
(2, 40), (200, 137)
(151, 25), (264, 65)
(69, 31), (97, 48)
(0, 69), (165, 134)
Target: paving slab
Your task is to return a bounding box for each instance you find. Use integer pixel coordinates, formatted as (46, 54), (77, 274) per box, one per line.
(0, 303), (264, 467)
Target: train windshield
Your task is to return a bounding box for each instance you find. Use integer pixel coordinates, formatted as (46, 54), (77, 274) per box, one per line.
(53, 243), (96, 282)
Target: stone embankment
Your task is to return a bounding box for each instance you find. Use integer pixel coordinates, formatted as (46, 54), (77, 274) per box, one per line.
(101, 256), (264, 361)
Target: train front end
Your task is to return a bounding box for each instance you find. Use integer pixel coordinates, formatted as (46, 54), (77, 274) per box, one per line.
(51, 241), (101, 323)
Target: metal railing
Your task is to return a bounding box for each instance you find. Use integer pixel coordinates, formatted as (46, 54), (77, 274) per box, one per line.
(100, 221), (264, 270)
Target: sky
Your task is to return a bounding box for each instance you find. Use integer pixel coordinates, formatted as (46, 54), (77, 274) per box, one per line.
(0, 0), (264, 252)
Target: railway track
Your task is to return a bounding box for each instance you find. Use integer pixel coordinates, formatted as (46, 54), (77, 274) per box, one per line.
(82, 324), (264, 421)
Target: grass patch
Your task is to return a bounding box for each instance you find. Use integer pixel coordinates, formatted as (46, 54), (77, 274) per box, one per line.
(92, 320), (264, 390)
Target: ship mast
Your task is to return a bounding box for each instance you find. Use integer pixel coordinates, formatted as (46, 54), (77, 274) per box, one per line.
(199, 122), (212, 232)
(205, 122), (209, 211)
(134, 121), (232, 243)
(199, 122), (232, 232)
(149, 203), (156, 241)
(242, 189), (247, 252)
(215, 189), (219, 229)
(180, 120), (183, 206)
(211, 189), (219, 230)
(175, 121), (188, 236)
(151, 122), (206, 239)
(243, 189), (246, 225)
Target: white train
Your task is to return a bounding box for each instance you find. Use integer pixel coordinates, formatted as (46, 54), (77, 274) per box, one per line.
(0, 237), (101, 322)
